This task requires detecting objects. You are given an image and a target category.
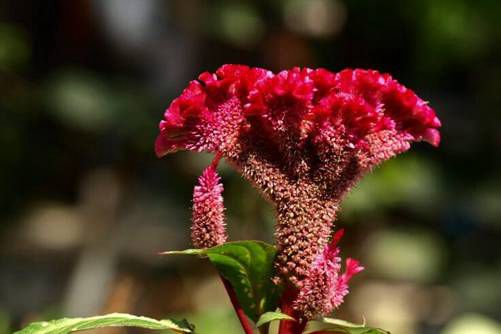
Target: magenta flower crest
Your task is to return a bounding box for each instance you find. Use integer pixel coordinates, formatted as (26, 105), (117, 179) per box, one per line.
(156, 64), (441, 320)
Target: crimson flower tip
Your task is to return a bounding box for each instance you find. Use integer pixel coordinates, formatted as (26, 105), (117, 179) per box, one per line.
(154, 133), (175, 157)
(330, 228), (345, 247)
(423, 128), (441, 147)
(344, 258), (365, 280)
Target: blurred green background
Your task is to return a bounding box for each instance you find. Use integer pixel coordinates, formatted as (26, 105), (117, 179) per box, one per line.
(1, 1), (500, 333)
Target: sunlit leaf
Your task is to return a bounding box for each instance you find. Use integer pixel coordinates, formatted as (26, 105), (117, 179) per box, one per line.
(14, 313), (193, 334)
(256, 311), (294, 327)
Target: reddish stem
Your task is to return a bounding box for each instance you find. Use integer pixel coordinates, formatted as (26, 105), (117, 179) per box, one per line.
(278, 286), (306, 334)
(220, 276), (255, 334)
(211, 152), (223, 168)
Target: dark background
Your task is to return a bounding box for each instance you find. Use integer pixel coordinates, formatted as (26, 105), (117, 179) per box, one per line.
(1, 1), (500, 333)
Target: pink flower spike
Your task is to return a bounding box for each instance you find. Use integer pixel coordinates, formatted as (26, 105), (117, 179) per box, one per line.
(293, 230), (363, 319)
(331, 258), (364, 309)
(190, 162), (227, 249)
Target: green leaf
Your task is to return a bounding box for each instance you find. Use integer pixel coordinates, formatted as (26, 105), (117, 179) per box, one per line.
(162, 240), (280, 322)
(303, 317), (390, 334)
(256, 311), (295, 327)
(14, 313), (194, 334)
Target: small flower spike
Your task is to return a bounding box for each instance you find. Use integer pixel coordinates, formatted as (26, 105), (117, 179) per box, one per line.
(190, 161), (227, 249)
(293, 230), (364, 319)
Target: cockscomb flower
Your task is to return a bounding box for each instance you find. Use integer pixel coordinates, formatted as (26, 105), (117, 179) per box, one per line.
(155, 64), (441, 287)
(190, 162), (227, 248)
(293, 230), (364, 319)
